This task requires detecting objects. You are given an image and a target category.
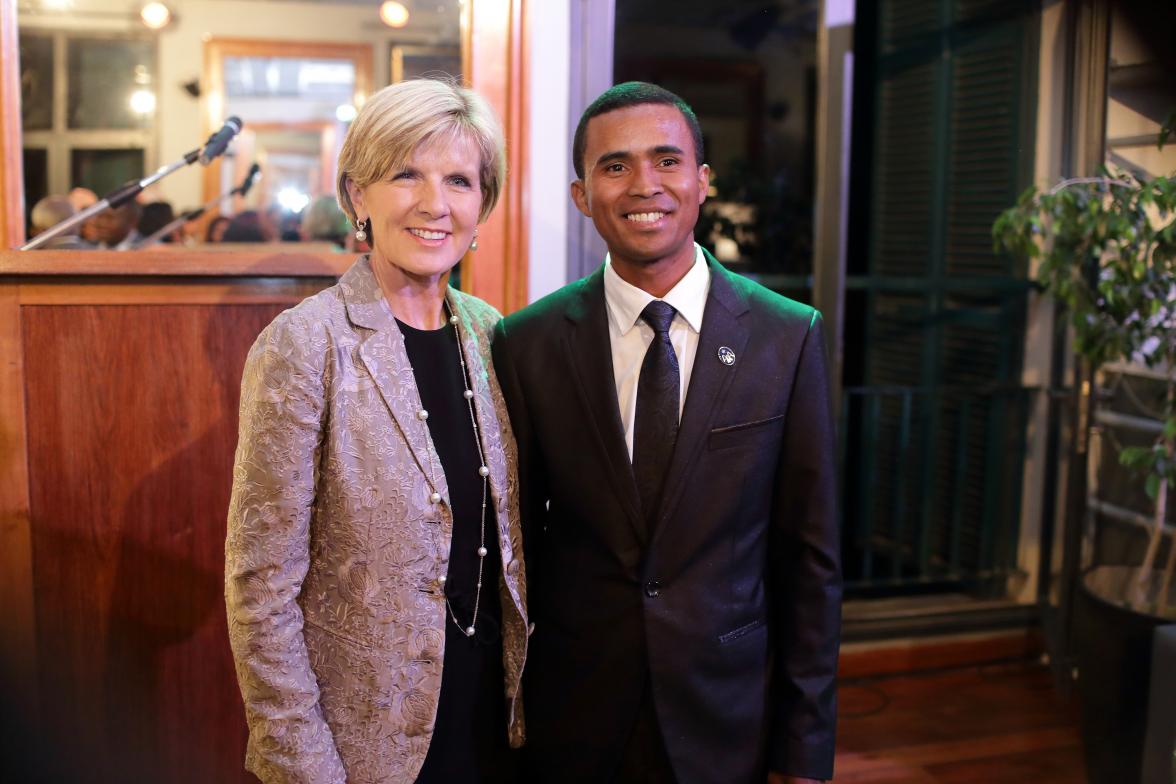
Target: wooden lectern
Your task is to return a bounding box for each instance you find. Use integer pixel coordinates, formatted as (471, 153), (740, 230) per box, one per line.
(0, 249), (349, 782)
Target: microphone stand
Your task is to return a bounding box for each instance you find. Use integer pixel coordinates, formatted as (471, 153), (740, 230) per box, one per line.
(21, 148), (201, 250)
(20, 117), (244, 251)
(133, 168), (258, 249)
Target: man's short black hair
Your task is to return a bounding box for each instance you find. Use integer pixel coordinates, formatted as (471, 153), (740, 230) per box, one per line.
(572, 81), (705, 180)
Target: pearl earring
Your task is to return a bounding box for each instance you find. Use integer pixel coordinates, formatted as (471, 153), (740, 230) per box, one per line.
(355, 218), (368, 243)
(470, 229), (478, 252)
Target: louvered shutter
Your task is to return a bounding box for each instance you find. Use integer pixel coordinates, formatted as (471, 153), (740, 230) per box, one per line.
(847, 0), (1035, 592)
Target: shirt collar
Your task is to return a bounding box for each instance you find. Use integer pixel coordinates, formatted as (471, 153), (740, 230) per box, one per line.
(603, 244), (710, 336)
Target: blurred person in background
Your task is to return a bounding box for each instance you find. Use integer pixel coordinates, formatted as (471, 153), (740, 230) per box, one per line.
(221, 211), (268, 243)
(28, 195), (92, 250)
(204, 215), (231, 243)
(92, 201), (142, 250)
(302, 194), (351, 248)
(138, 201), (181, 244)
(68, 187), (101, 245)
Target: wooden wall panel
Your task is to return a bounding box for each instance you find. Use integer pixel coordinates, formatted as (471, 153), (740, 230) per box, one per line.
(0, 0), (25, 248)
(0, 283), (36, 752)
(19, 303), (286, 783)
(468, 0), (529, 313)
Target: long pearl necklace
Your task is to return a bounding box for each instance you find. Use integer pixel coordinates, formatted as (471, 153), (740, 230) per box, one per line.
(417, 300), (490, 638)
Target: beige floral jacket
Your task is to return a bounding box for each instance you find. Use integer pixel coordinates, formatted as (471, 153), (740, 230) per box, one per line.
(225, 257), (528, 784)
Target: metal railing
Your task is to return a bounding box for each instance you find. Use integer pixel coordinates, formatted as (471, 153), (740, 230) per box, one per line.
(838, 384), (1036, 595)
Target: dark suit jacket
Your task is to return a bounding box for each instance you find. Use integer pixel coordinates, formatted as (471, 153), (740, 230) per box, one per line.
(492, 254), (841, 783)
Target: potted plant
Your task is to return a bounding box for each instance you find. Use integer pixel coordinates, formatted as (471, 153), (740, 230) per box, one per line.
(992, 133), (1176, 782)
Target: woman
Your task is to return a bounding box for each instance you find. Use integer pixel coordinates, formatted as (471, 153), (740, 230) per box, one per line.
(225, 79), (528, 784)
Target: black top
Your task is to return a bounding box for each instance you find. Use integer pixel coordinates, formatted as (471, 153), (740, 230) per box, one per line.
(397, 317), (514, 784)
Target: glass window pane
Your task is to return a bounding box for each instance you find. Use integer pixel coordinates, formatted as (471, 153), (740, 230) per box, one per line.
(67, 37), (156, 130)
(614, 0), (818, 300)
(71, 148), (146, 196)
(223, 56), (356, 124)
(19, 34), (54, 131)
(23, 148), (49, 233)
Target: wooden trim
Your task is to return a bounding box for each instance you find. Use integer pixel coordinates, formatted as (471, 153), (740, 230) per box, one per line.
(0, 282), (37, 723)
(838, 629), (1045, 680)
(467, 0), (529, 313)
(14, 279), (334, 306)
(0, 249), (354, 277)
(200, 37), (375, 203)
(1, 0), (25, 248)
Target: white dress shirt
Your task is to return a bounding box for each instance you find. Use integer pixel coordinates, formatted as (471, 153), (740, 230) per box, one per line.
(603, 244), (711, 459)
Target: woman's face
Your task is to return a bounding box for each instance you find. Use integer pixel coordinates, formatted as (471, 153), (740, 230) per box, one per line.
(348, 134), (483, 285)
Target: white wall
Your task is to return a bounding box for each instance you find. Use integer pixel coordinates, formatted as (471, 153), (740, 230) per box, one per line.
(526, 0), (572, 302)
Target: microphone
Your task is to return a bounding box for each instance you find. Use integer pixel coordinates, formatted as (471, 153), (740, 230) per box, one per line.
(237, 163), (262, 197)
(199, 116), (243, 165)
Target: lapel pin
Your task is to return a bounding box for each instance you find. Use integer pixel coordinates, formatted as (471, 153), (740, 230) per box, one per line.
(718, 346), (736, 366)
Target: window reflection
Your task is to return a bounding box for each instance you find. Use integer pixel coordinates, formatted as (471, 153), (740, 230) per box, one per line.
(614, 0), (818, 302)
(67, 38), (156, 130)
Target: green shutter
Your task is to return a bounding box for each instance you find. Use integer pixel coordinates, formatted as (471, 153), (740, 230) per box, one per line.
(848, 0), (1036, 592)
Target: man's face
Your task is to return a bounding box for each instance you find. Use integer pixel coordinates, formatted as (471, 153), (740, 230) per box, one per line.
(572, 103), (709, 272)
(93, 206), (135, 246)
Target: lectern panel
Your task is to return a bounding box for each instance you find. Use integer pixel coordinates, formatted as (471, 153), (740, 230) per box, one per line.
(22, 303), (286, 783)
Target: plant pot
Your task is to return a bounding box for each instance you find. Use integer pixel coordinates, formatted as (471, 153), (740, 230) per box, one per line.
(1074, 565), (1176, 784)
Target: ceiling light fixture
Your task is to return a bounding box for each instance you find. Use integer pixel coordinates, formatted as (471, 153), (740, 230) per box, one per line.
(380, 1), (409, 28)
(140, 2), (171, 29)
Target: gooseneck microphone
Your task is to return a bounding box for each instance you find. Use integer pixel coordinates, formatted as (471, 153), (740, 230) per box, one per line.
(237, 163), (262, 197)
(131, 161), (264, 249)
(199, 116), (244, 165)
(22, 118), (249, 250)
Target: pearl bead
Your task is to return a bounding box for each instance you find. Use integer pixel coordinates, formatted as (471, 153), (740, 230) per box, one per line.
(417, 409), (429, 420)
(438, 575), (447, 584)
(463, 389), (474, 399)
(450, 315), (459, 324)
(430, 492), (441, 503)
(479, 465), (489, 477)
(465, 626), (475, 637)
(477, 546), (488, 556)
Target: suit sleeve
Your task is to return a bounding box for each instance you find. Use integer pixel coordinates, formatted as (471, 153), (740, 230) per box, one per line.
(492, 319), (549, 572)
(769, 310), (842, 781)
(224, 317), (347, 784)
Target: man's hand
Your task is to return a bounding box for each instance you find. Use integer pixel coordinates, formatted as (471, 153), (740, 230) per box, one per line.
(768, 774), (824, 784)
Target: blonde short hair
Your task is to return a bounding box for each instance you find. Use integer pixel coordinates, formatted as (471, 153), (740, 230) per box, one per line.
(336, 79), (506, 225)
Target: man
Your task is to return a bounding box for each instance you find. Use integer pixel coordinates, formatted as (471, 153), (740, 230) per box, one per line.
(28, 195), (92, 250)
(492, 82), (840, 784)
(91, 201), (142, 250)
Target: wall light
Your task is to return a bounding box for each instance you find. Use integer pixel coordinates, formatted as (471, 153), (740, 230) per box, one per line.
(380, 1), (409, 28)
(129, 89), (156, 115)
(278, 188), (310, 213)
(140, 2), (171, 30)
(335, 104), (358, 123)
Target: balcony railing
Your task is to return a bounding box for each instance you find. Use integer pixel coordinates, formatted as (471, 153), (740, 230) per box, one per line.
(838, 384), (1036, 596)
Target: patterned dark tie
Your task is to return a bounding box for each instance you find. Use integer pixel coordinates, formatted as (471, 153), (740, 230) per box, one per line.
(633, 300), (680, 529)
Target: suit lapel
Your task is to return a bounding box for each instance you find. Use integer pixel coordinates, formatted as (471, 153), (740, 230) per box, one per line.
(565, 270), (647, 546)
(342, 258), (445, 497)
(651, 255), (750, 544)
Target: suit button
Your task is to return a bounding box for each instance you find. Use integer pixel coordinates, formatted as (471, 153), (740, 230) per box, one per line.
(644, 580), (661, 598)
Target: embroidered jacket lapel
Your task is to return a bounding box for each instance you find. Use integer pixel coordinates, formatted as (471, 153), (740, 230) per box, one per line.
(341, 258), (448, 501)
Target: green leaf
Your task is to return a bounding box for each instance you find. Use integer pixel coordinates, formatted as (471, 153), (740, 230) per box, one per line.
(1120, 446), (1154, 469)
(1146, 472), (1160, 500)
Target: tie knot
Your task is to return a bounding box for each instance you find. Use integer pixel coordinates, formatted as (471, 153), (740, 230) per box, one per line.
(640, 300), (677, 335)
